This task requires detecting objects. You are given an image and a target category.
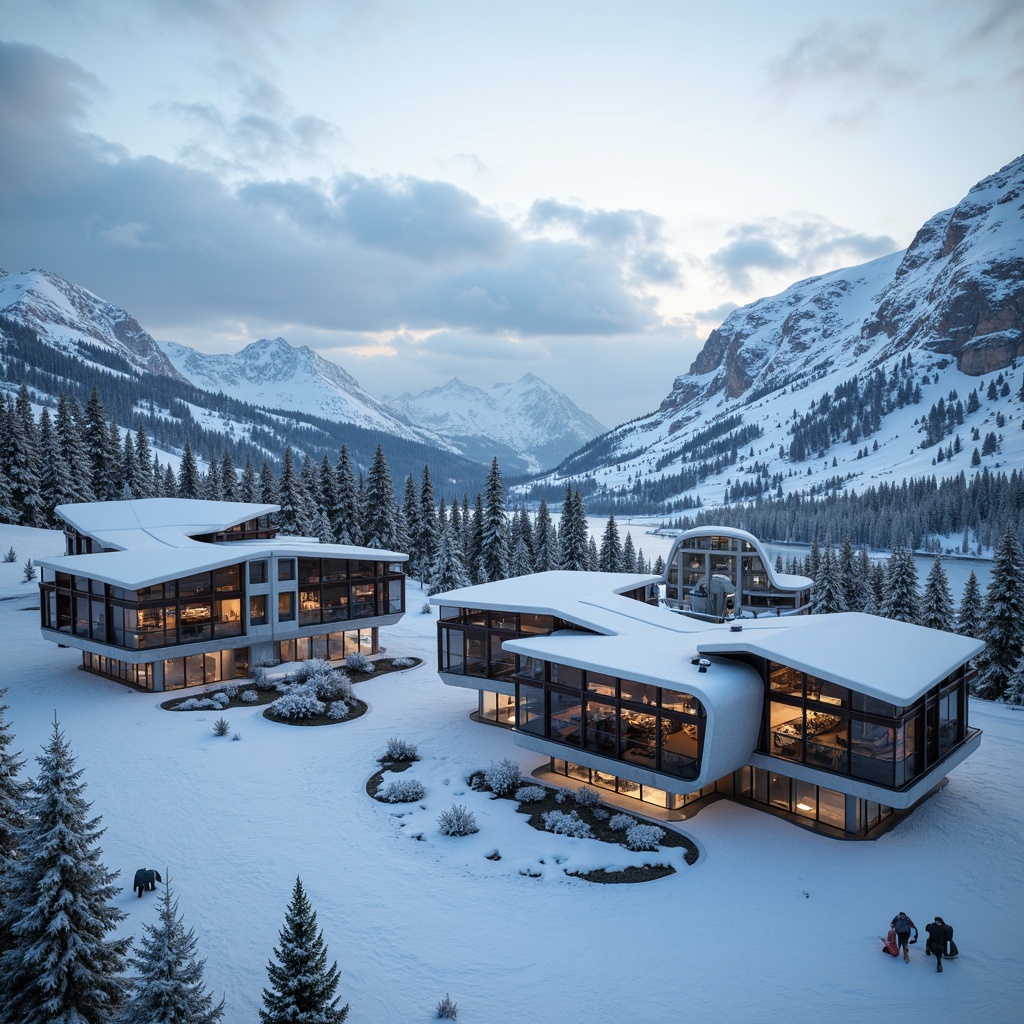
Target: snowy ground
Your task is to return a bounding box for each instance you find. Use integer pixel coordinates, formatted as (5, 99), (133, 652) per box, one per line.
(1, 522), (1021, 1024)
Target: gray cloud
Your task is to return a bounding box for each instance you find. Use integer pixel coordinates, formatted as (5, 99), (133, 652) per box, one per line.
(710, 217), (896, 291)
(0, 40), (662, 343)
(768, 19), (917, 92)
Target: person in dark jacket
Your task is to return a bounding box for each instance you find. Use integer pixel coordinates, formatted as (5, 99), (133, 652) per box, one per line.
(925, 917), (950, 972)
(891, 911), (917, 962)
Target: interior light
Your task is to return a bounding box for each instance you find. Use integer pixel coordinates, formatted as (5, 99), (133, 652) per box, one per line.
(796, 801), (813, 811)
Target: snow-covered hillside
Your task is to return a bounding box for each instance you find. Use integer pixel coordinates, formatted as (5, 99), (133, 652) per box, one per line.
(0, 268), (184, 381)
(528, 154), (1024, 512)
(160, 337), (454, 451)
(384, 373), (606, 473)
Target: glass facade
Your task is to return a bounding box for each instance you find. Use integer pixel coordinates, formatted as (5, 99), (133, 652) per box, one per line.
(515, 660), (705, 781)
(41, 565), (247, 650)
(548, 759), (714, 810)
(297, 558), (405, 626)
(437, 608), (563, 681)
(82, 652), (153, 688)
(763, 661), (971, 789)
(162, 648), (250, 690)
(277, 628), (376, 664)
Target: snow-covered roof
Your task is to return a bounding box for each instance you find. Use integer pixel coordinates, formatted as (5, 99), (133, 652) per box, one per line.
(430, 574), (982, 707)
(667, 526), (813, 592)
(696, 612), (984, 706)
(38, 499), (406, 589)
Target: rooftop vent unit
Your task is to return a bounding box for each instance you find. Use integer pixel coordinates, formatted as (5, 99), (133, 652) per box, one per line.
(730, 623), (743, 632)
(698, 658), (711, 674)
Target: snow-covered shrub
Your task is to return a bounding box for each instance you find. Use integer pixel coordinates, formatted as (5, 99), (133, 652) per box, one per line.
(223, 683), (239, 699)
(295, 659), (334, 685)
(438, 804), (478, 836)
(210, 692), (229, 707)
(573, 785), (602, 807)
(315, 673), (353, 704)
(378, 778), (426, 803)
(421, 601), (433, 615)
(21, 558), (36, 582)
(2, 546), (16, 563)
(437, 993), (458, 1019)
(555, 788), (571, 804)
(178, 698), (204, 711)
(514, 785), (548, 803)
(232, 732), (241, 741)
(624, 823), (665, 852)
(484, 757), (521, 796)
(382, 738), (419, 763)
(327, 701), (349, 721)
(270, 686), (325, 720)
(592, 808), (610, 821)
(609, 813), (635, 831)
(391, 657), (416, 668)
(241, 690), (259, 703)
(345, 652), (374, 673)
(213, 717), (230, 737)
(541, 809), (593, 839)
(250, 663), (268, 687)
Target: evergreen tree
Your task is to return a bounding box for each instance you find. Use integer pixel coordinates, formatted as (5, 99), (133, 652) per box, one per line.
(298, 454), (319, 530)
(220, 451), (238, 503)
(559, 487), (589, 572)
(467, 493), (485, 584)
(532, 500), (559, 572)
(418, 466), (439, 587)
(880, 548), (920, 623)
(203, 456), (223, 502)
(0, 690), (30, 957)
(811, 543), (846, 614)
(119, 876), (225, 1024)
(362, 446), (401, 550)
(240, 457), (261, 504)
(317, 457), (337, 535)
(106, 419), (125, 499)
(177, 440), (202, 500)
(259, 877), (348, 1024)
(4, 384), (43, 525)
(429, 514), (471, 595)
(1004, 652), (1024, 707)
(163, 463), (178, 498)
(37, 407), (74, 526)
(621, 532), (637, 573)
(653, 554), (665, 576)
(598, 514), (622, 572)
(480, 458), (510, 583)
(402, 474), (422, 576)
(277, 447), (306, 536)
(838, 536), (862, 613)
(333, 446), (361, 545)
(0, 718), (130, 1024)
(973, 523), (1024, 701)
(587, 535), (599, 571)
(56, 393), (95, 505)
(920, 555), (955, 631)
(260, 459), (279, 506)
(955, 571), (983, 638)
(133, 423), (154, 499)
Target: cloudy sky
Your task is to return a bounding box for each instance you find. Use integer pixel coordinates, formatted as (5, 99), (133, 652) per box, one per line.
(2, 1), (1022, 425)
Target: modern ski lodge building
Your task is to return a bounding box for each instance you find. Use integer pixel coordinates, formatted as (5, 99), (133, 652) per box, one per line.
(37, 499), (407, 691)
(431, 528), (983, 838)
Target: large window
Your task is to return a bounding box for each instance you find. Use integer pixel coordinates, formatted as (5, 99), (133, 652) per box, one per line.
(437, 609), (566, 681)
(762, 661), (972, 790)
(287, 558), (404, 627)
(513, 662), (705, 781)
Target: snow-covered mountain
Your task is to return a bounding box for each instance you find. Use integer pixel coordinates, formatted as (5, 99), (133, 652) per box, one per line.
(159, 337), (453, 451)
(384, 373), (606, 474)
(525, 153), (1024, 512)
(0, 268), (185, 381)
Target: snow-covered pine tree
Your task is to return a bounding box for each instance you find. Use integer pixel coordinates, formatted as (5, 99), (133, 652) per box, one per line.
(56, 393), (95, 505)
(37, 407), (74, 527)
(259, 877), (348, 1024)
(418, 466), (439, 587)
(880, 547), (919, 623)
(811, 543), (846, 614)
(0, 717), (130, 1024)
(276, 447), (305, 536)
(0, 689), (30, 957)
(240, 457), (261, 504)
(838, 536), (862, 613)
(587, 536), (599, 571)
(559, 488), (589, 572)
(532, 500), (559, 572)
(203, 455), (223, 502)
(598, 514), (622, 572)
(1004, 652), (1024, 707)
(4, 384), (43, 526)
(221, 451), (238, 503)
(333, 446), (361, 545)
(119, 429), (141, 501)
(260, 459), (279, 506)
(972, 522), (1024, 701)
(955, 571), (983, 638)
(402, 473), (422, 576)
(467, 494), (485, 584)
(118, 875), (225, 1024)
(510, 507), (535, 572)
(621, 532), (637, 574)
(163, 463), (177, 498)
(480, 458), (510, 583)
(177, 440), (202, 500)
(362, 446), (401, 551)
(653, 554), (665, 576)
(920, 555), (955, 631)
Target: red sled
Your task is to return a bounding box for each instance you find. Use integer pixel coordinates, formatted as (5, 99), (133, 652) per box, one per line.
(880, 929), (899, 957)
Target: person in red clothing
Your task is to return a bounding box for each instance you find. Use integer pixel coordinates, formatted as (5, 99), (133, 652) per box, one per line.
(890, 911), (917, 962)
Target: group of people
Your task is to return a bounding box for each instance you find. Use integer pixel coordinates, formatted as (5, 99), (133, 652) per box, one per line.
(888, 912), (958, 972)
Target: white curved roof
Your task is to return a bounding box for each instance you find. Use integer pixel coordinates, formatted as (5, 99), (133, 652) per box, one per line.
(667, 526), (813, 592)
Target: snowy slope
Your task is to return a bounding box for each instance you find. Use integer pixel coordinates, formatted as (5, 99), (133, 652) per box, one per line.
(385, 372), (606, 473)
(0, 520), (1021, 1024)
(0, 268), (185, 381)
(530, 154), (1024, 510)
(160, 337), (455, 450)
